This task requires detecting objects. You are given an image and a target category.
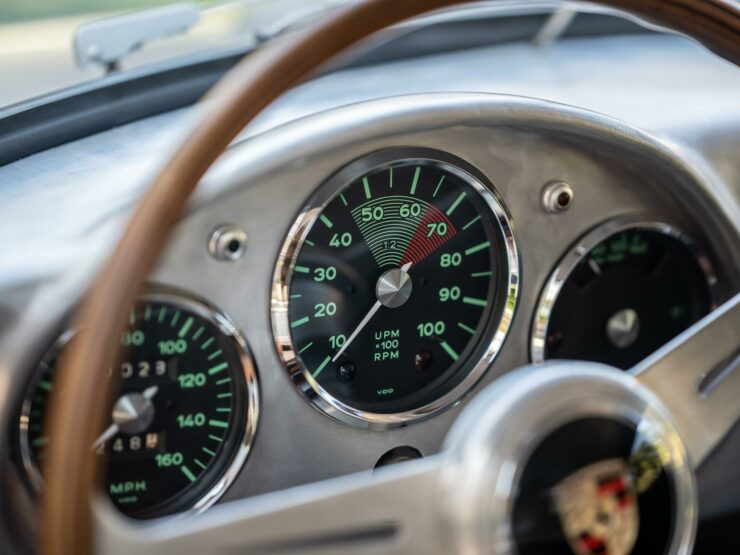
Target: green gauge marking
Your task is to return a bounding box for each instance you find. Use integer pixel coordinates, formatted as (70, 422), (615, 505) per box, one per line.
(465, 241), (490, 256)
(446, 191), (466, 216)
(440, 341), (460, 361)
(462, 297), (488, 308)
(462, 215), (481, 230)
(410, 166), (421, 194)
(319, 214), (333, 229)
(313, 355), (332, 378)
(179, 316), (195, 338)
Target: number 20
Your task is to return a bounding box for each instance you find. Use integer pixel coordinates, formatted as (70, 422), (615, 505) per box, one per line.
(314, 302), (337, 317)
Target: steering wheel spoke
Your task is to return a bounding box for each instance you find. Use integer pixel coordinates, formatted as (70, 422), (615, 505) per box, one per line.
(92, 299), (740, 555)
(96, 457), (442, 555)
(633, 293), (740, 466)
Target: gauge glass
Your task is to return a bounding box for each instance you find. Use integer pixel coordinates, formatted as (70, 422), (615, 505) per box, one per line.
(531, 221), (716, 369)
(273, 151), (518, 426)
(19, 292), (258, 519)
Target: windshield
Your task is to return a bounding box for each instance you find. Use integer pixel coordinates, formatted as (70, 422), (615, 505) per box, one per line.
(3, 0), (199, 22)
(0, 0), (344, 108)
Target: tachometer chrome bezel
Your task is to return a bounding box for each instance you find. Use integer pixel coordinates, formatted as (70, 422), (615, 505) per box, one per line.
(530, 217), (719, 364)
(271, 148), (519, 429)
(17, 287), (260, 518)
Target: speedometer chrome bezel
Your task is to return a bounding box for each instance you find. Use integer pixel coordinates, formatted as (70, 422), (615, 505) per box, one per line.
(271, 148), (519, 429)
(530, 217), (719, 364)
(17, 287), (260, 518)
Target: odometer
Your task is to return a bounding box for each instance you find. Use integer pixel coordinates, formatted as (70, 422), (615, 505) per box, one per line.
(273, 150), (518, 426)
(19, 291), (259, 519)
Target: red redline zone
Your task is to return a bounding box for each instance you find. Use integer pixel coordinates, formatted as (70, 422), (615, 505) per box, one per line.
(400, 204), (457, 266)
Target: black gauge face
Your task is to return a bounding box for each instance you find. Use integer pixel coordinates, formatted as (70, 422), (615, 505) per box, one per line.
(20, 295), (257, 519)
(275, 154), (517, 422)
(535, 226), (713, 370)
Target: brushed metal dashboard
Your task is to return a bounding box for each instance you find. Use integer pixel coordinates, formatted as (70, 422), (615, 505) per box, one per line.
(0, 31), (738, 550)
(150, 95), (740, 506)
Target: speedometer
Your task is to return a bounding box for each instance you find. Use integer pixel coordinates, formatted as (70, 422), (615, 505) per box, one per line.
(272, 150), (518, 427)
(18, 291), (259, 519)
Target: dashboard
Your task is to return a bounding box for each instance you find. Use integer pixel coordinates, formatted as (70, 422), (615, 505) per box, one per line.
(0, 25), (739, 552)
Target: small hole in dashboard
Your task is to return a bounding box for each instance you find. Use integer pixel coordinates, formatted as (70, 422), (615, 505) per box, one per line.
(374, 446), (423, 469)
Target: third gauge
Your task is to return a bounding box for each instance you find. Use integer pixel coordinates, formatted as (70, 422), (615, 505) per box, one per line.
(531, 219), (716, 369)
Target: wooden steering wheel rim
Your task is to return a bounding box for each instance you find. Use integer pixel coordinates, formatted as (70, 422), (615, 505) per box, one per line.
(42, 1), (740, 553)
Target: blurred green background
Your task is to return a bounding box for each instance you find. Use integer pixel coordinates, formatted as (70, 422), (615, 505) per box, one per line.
(0, 0), (216, 22)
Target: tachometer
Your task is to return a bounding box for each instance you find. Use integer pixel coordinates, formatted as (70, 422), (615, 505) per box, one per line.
(18, 291), (259, 519)
(272, 150), (518, 427)
(531, 219), (716, 369)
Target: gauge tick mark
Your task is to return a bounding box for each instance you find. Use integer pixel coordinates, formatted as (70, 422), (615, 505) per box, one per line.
(180, 465), (197, 483)
(465, 241), (490, 256)
(178, 316), (194, 338)
(363, 177), (372, 199)
(208, 362), (228, 375)
(446, 191), (466, 216)
(319, 214), (333, 229)
(463, 297), (487, 308)
(440, 341), (459, 361)
(462, 215), (481, 231)
(291, 316), (310, 328)
(312, 355), (332, 378)
(457, 322), (476, 335)
(433, 175), (445, 197)
(410, 167), (421, 195)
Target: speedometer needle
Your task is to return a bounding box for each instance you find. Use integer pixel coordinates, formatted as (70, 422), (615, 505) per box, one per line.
(91, 385), (159, 451)
(332, 262), (412, 362)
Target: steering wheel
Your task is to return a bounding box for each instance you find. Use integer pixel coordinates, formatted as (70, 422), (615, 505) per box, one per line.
(41, 1), (740, 553)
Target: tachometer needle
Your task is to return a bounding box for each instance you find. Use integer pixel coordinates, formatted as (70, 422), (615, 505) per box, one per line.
(332, 262), (412, 362)
(91, 385), (159, 451)
(332, 299), (381, 363)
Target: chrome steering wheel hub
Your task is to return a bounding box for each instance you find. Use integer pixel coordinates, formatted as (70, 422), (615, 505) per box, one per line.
(439, 362), (696, 555)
